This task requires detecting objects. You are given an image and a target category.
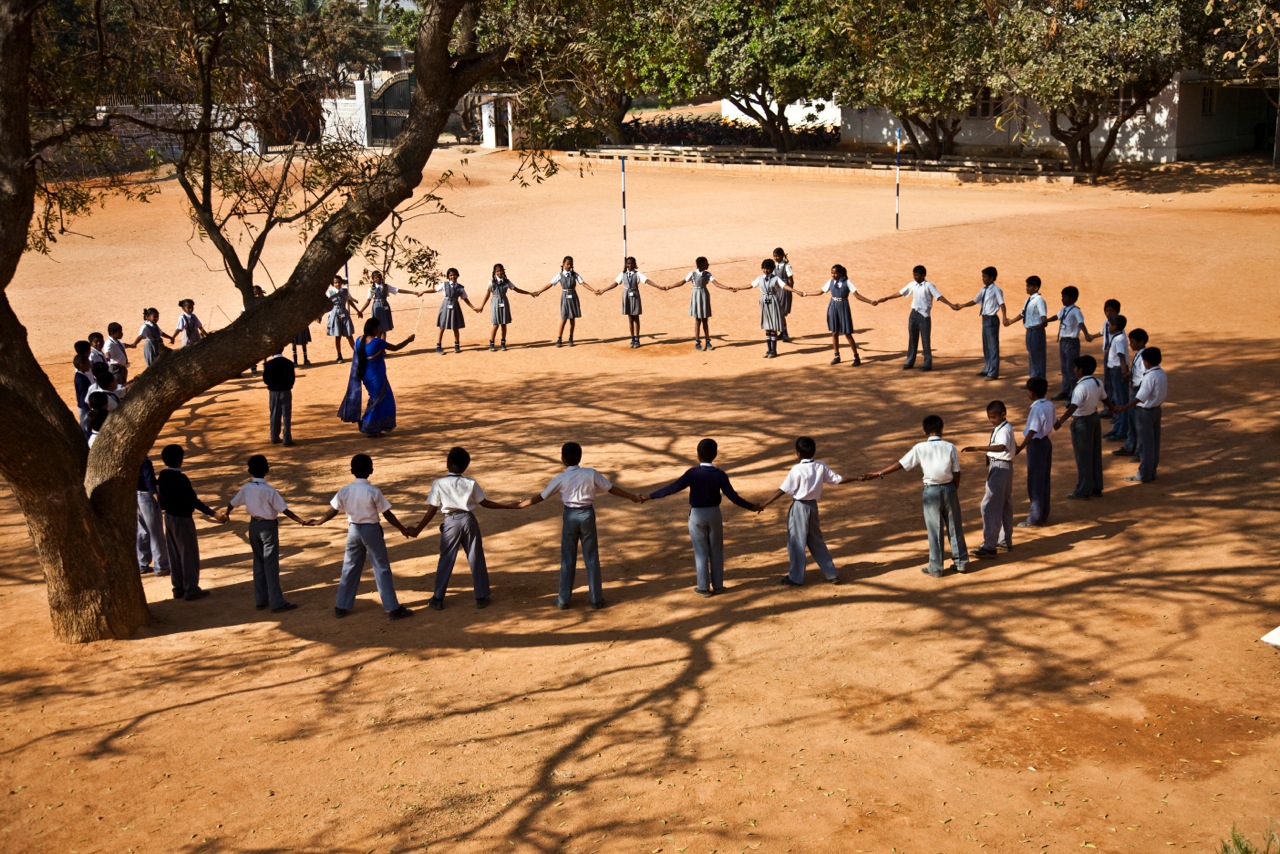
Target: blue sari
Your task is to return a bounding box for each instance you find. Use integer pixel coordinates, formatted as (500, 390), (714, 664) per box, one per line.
(338, 337), (396, 434)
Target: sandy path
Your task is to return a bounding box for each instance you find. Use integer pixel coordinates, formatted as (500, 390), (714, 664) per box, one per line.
(1, 149), (1278, 852)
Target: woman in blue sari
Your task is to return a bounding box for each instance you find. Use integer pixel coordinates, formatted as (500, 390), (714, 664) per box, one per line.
(338, 318), (415, 436)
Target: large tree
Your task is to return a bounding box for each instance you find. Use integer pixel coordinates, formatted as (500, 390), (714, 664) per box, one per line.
(1, 0), (509, 642)
(1208, 0), (1280, 167)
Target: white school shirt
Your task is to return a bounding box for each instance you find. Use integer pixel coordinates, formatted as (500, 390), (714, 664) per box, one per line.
(752, 275), (785, 297)
(987, 420), (1016, 463)
(779, 459), (842, 501)
(1069, 375), (1107, 417)
(370, 283), (399, 297)
(615, 271), (650, 285)
(549, 271), (585, 286)
(176, 311), (203, 345)
(1130, 347), (1147, 388)
(1024, 398), (1056, 439)
(900, 280), (943, 317)
(821, 278), (858, 295)
(774, 260), (794, 282)
(974, 283), (1004, 316)
(1106, 333), (1130, 370)
(104, 337), (129, 368)
(230, 478), (288, 520)
(1057, 305), (1084, 339)
(1022, 293), (1047, 328)
(427, 473), (486, 513)
(85, 382), (123, 410)
(898, 436), (961, 485)
(330, 478), (392, 525)
(88, 347), (106, 365)
(1134, 365), (1168, 408)
(685, 270), (717, 286)
(541, 466), (612, 508)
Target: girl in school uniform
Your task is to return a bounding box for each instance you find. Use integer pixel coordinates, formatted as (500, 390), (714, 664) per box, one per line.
(773, 247), (796, 342)
(472, 263), (534, 351)
(435, 268), (480, 354)
(802, 264), (877, 365)
(357, 269), (425, 335)
(325, 276), (361, 362)
(536, 256), (598, 347)
(173, 300), (206, 348)
(292, 324), (312, 365)
(595, 256), (664, 348)
(132, 307), (174, 367)
(742, 258), (803, 359)
(663, 256), (738, 351)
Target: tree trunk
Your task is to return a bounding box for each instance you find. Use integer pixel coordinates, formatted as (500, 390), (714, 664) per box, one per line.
(1092, 95), (1154, 183)
(897, 115), (923, 157)
(599, 91), (632, 145)
(906, 115), (942, 158)
(940, 117), (963, 157)
(727, 90), (791, 152)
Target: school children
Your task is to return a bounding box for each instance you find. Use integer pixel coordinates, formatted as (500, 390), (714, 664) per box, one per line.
(663, 256), (738, 351)
(309, 454), (413, 620)
(1114, 347), (1166, 483)
(758, 436), (847, 585)
(1099, 299), (1121, 410)
(131, 308), (174, 367)
(292, 323), (312, 365)
(473, 263), (533, 351)
(961, 401), (1016, 555)
(517, 442), (644, 609)
(103, 323), (132, 386)
(744, 258), (803, 359)
(953, 266), (1008, 379)
(85, 362), (123, 410)
(156, 444), (226, 600)
(772, 248), (796, 342)
(221, 455), (306, 613)
(262, 350), (295, 446)
(1016, 377), (1055, 527)
(174, 299), (207, 348)
(1103, 314), (1130, 443)
(87, 331), (107, 366)
(73, 341), (93, 435)
(136, 455), (169, 577)
(435, 267), (480, 354)
(1044, 286), (1095, 400)
(862, 415), (970, 577)
(873, 265), (960, 370)
(801, 264), (876, 365)
(1114, 328), (1149, 459)
(1053, 355), (1110, 500)
(1005, 276), (1048, 379)
(646, 438), (761, 595)
(325, 277), (360, 362)
(408, 447), (520, 610)
(596, 257), (664, 348)
(536, 256), (597, 347)
(357, 269), (424, 334)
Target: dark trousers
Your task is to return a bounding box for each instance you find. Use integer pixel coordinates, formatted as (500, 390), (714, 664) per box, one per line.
(249, 518), (288, 609)
(1025, 437), (1052, 525)
(165, 514), (201, 597)
(559, 507), (604, 606)
(110, 365), (128, 387)
(981, 314), (1001, 376)
(980, 462), (1014, 548)
(785, 499), (837, 583)
(1108, 371), (1130, 439)
(906, 310), (932, 368)
(269, 389), (293, 443)
(1025, 326), (1046, 379)
(137, 492), (168, 571)
(433, 511), (490, 600)
(1135, 405), (1162, 482)
(1070, 413), (1104, 496)
(1058, 337), (1080, 397)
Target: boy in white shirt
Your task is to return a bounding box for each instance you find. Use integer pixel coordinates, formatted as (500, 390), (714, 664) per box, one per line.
(1053, 355), (1112, 500)
(1016, 378), (1056, 527)
(310, 454), (413, 620)
(962, 401), (1017, 555)
(220, 455), (306, 613)
(519, 442), (644, 609)
(873, 264), (960, 371)
(1103, 314), (1131, 444)
(1113, 347), (1167, 483)
(758, 436), (847, 586)
(104, 322), (132, 386)
(409, 447), (520, 611)
(953, 266), (1008, 380)
(1044, 286), (1097, 400)
(1005, 275), (1049, 380)
(863, 415), (970, 577)
(1114, 328), (1148, 459)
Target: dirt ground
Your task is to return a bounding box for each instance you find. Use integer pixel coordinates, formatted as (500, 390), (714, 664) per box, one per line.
(2, 148), (1279, 853)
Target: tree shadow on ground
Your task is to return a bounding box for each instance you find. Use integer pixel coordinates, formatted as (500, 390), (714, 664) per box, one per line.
(1104, 154), (1280, 195)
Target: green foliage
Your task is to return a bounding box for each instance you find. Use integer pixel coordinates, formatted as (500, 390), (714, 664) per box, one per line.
(1218, 824), (1280, 854)
(299, 0), (385, 88)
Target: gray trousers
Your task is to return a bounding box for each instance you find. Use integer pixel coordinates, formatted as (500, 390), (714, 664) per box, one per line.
(786, 499), (837, 583)
(922, 484), (968, 572)
(1058, 337), (1080, 397)
(981, 314), (1001, 376)
(165, 514), (201, 597)
(906, 310), (932, 368)
(1070, 413), (1104, 496)
(1135, 405), (1161, 482)
(980, 462), (1014, 549)
(269, 389), (293, 443)
(336, 523), (402, 611)
(433, 511), (490, 600)
(559, 507), (604, 606)
(688, 506), (725, 591)
(249, 519), (288, 609)
(1025, 326), (1046, 379)
(137, 491), (168, 571)
(110, 365), (128, 387)
(1025, 436), (1052, 525)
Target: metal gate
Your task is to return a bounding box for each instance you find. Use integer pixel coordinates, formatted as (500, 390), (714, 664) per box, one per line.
(370, 73), (413, 145)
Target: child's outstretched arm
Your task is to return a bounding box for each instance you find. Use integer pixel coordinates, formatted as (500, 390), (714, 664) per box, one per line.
(861, 462), (904, 481)
(607, 484), (645, 503)
(474, 292), (491, 313)
(282, 508), (307, 526)
(757, 488), (787, 511)
(479, 498), (521, 510)
(410, 505), (439, 538)
(596, 280), (619, 295)
(382, 508), (409, 537)
(516, 493), (546, 510)
(854, 291), (876, 306)
(309, 507), (340, 526)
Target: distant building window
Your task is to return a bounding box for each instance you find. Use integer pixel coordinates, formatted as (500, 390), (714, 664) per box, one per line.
(1107, 86), (1149, 118)
(967, 88), (1000, 119)
(1201, 86), (1216, 117)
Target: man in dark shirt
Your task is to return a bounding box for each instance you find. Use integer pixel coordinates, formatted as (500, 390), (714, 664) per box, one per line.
(157, 444), (225, 600)
(262, 351), (296, 446)
(646, 438), (761, 596)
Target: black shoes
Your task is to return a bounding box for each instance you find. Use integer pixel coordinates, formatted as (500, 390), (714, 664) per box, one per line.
(476, 597), (490, 609)
(271, 602), (298, 613)
(183, 589), (210, 601)
(334, 607), (351, 618)
(778, 576), (802, 587)
(387, 605), (413, 620)
(428, 597), (444, 611)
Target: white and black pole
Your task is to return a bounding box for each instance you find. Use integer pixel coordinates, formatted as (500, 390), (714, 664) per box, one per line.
(895, 127), (902, 231)
(620, 156), (628, 265)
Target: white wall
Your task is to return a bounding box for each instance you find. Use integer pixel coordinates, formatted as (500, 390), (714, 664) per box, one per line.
(720, 97), (844, 128)
(1173, 80), (1272, 159)
(321, 80), (371, 146)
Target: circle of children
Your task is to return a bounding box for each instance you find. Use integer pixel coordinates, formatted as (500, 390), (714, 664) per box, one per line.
(72, 252), (1168, 620)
